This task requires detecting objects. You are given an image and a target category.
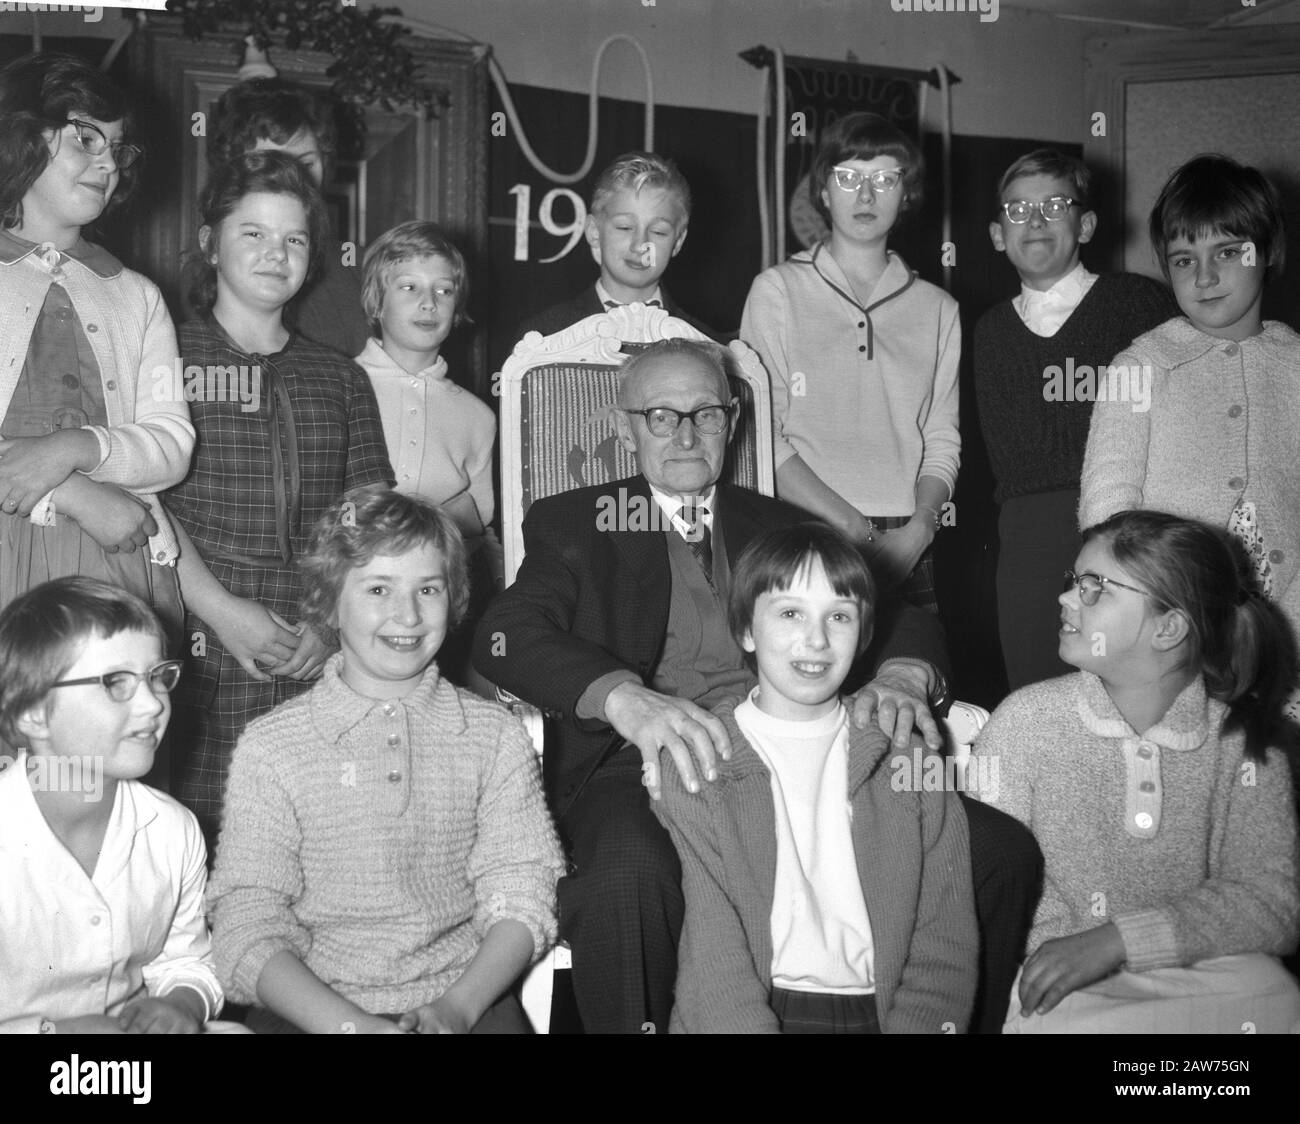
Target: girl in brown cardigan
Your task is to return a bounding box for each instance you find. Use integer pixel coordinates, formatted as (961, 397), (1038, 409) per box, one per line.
(656, 523), (978, 1033)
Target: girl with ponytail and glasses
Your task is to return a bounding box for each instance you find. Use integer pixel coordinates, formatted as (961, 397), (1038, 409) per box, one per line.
(973, 509), (1300, 1033)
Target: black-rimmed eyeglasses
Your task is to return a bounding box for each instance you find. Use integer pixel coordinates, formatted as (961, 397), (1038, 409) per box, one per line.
(51, 661), (183, 703)
(622, 400), (737, 438)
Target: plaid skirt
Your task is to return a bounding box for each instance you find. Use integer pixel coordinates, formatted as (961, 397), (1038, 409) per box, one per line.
(170, 557), (314, 850)
(770, 988), (881, 1034)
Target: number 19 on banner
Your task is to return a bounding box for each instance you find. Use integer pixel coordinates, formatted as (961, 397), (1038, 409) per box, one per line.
(508, 184), (587, 263)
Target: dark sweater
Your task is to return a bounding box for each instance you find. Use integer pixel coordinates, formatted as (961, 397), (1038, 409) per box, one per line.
(974, 273), (1175, 504)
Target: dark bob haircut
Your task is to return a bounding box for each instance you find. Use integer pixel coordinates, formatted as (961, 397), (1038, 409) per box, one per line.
(187, 149), (330, 312)
(0, 576), (166, 748)
(0, 52), (140, 231)
(728, 521), (877, 669)
(299, 486), (470, 648)
(207, 77), (336, 173)
(810, 112), (925, 227)
(1149, 153), (1286, 280)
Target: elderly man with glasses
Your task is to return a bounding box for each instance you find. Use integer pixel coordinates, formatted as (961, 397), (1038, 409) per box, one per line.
(475, 337), (1034, 1033)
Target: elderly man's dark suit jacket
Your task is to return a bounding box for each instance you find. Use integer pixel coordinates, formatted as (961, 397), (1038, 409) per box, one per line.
(473, 475), (949, 817)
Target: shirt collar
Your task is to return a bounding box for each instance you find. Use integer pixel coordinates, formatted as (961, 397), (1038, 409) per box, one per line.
(808, 244), (915, 312)
(309, 651), (464, 744)
(1142, 316), (1295, 369)
(1075, 671), (1213, 750)
(0, 751), (153, 865)
(596, 279), (663, 308)
(0, 227), (123, 278)
(359, 336), (450, 382)
(1018, 261), (1094, 308)
(649, 483), (717, 537)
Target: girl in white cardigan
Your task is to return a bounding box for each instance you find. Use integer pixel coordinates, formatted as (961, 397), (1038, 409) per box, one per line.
(0, 53), (193, 634)
(1080, 155), (1300, 720)
(975, 510), (1300, 1033)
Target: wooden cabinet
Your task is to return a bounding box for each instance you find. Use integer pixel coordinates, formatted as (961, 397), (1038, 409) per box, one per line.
(127, 15), (490, 392)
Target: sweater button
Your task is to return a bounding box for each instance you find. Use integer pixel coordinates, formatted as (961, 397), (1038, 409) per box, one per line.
(386, 734), (400, 747)
(105, 380), (116, 391)
(858, 345), (866, 353)
(1134, 812), (1153, 829)
(1223, 343), (1239, 357)
(383, 704), (396, 717)
(1228, 404), (1242, 418)
(1228, 476), (1244, 490)
(1137, 745), (1153, 759)
(857, 321), (866, 329)
(1139, 781), (1155, 793)
(1269, 549), (1285, 563)
(87, 323), (98, 332)
(387, 770), (402, 783)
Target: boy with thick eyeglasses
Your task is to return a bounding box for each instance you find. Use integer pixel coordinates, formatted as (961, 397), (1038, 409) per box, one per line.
(0, 576), (231, 1034)
(974, 149), (1175, 692)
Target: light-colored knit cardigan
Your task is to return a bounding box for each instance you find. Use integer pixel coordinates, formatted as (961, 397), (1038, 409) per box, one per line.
(973, 671), (1300, 970)
(208, 654), (564, 1014)
(656, 699), (978, 1033)
(1079, 318), (1300, 638)
(0, 239), (194, 563)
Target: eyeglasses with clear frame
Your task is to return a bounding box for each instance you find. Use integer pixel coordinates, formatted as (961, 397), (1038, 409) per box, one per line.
(1001, 196), (1078, 224)
(66, 119), (143, 171)
(832, 166), (906, 193)
(51, 660), (183, 703)
(1062, 570), (1153, 606)
(621, 399), (738, 438)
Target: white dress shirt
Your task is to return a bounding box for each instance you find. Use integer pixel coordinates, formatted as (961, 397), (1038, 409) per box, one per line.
(0, 753), (222, 1033)
(1013, 262), (1098, 338)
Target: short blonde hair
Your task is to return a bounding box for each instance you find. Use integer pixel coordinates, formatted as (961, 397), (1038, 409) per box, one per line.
(360, 220), (471, 336)
(299, 486), (470, 647)
(590, 151), (690, 222)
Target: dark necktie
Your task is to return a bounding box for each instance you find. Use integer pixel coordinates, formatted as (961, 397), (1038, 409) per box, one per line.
(677, 504), (714, 585)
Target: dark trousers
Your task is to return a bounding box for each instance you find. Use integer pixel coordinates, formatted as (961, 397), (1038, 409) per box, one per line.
(556, 749), (684, 1035)
(995, 489), (1080, 691)
(962, 793), (1044, 1033)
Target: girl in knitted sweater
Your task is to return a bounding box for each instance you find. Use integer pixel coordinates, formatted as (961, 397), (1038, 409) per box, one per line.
(974, 510), (1300, 1033)
(209, 488), (563, 1033)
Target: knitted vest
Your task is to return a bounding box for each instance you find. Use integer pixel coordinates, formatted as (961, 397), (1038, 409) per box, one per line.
(974, 273), (1175, 503)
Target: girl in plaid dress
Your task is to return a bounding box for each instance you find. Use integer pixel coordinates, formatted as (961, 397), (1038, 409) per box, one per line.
(0, 53), (193, 637)
(165, 152), (393, 847)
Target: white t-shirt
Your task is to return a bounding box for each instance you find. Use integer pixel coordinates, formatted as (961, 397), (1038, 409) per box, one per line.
(735, 692), (875, 993)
